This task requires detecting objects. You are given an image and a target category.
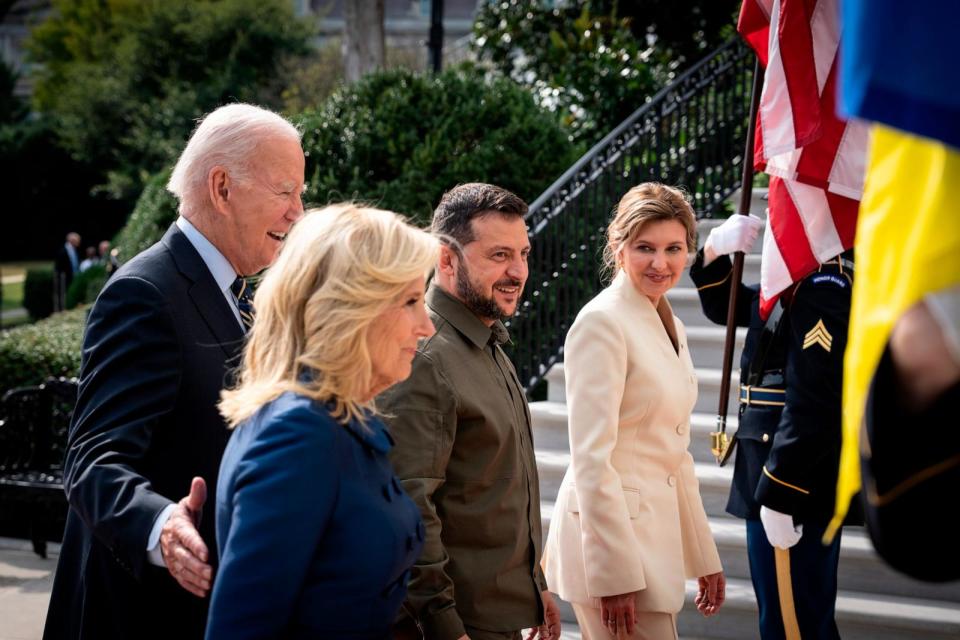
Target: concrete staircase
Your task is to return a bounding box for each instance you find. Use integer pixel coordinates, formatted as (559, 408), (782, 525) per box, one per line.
(529, 190), (960, 639)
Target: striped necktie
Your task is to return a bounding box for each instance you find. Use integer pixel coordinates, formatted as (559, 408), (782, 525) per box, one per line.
(230, 277), (255, 332)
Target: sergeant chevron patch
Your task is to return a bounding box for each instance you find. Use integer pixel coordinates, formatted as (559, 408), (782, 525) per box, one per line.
(803, 319), (833, 352)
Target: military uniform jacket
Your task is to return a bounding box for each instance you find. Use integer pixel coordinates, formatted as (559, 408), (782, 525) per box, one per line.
(690, 250), (859, 525)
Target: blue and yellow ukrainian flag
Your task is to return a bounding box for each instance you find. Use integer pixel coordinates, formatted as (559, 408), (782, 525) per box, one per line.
(830, 0), (960, 535)
(830, 127), (960, 536)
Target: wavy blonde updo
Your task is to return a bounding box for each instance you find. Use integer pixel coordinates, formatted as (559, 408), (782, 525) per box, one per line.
(601, 182), (698, 279)
(219, 204), (439, 428)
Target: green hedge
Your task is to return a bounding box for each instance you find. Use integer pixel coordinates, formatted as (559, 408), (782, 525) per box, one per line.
(22, 267), (54, 321)
(112, 67), (581, 255)
(299, 65), (581, 224)
(0, 307), (86, 391)
(112, 168), (178, 263)
(66, 264), (108, 309)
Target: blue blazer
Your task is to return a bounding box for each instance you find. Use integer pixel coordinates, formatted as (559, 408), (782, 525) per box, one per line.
(206, 392), (424, 640)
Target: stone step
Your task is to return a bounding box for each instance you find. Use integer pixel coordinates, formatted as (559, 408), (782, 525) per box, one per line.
(686, 326), (748, 369)
(535, 459), (960, 604)
(666, 287), (711, 327)
(537, 368), (741, 463)
(544, 354), (744, 407)
(547, 562), (960, 639)
(667, 286), (750, 331)
(694, 367), (740, 416)
(707, 518), (960, 604)
(676, 577), (960, 640)
(540, 497), (960, 633)
(532, 402), (737, 466)
(677, 253), (762, 289)
(535, 447), (734, 520)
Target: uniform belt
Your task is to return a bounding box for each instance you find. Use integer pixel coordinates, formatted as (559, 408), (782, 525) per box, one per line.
(739, 385), (786, 406)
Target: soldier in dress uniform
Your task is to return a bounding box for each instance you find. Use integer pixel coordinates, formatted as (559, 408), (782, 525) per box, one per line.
(689, 214), (862, 640)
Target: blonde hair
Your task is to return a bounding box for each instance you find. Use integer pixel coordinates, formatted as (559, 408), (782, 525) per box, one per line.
(219, 204), (439, 428)
(601, 182), (697, 279)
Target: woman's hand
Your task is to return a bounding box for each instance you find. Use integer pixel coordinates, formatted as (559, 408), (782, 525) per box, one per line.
(695, 571), (726, 617)
(600, 591), (639, 636)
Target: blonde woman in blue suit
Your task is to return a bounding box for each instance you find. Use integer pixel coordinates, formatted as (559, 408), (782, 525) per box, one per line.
(207, 205), (438, 640)
(543, 183), (725, 639)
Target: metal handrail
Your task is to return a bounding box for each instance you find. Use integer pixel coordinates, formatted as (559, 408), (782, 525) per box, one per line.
(508, 38), (754, 393)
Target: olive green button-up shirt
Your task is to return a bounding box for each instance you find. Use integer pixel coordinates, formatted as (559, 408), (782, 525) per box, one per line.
(378, 284), (546, 640)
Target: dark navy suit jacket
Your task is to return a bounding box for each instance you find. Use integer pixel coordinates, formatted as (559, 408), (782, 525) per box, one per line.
(206, 392), (424, 640)
(44, 225), (244, 640)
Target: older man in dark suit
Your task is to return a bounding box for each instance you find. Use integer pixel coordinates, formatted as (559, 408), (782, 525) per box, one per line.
(43, 104), (305, 640)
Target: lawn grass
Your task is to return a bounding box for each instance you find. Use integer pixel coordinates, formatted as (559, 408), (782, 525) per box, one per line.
(1, 261), (52, 280)
(1, 280), (24, 311)
(1, 261), (52, 313)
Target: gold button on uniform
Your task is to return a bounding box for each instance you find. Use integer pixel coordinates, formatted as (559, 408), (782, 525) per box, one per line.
(762, 433), (770, 442)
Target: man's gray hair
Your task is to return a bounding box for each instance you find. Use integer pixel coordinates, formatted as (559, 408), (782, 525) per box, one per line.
(167, 103), (302, 214)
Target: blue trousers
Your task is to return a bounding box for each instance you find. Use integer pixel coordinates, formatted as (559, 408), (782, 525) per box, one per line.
(746, 519), (842, 640)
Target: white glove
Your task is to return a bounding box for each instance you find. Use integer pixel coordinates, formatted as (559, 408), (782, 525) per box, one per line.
(760, 506), (803, 549)
(704, 214), (764, 262)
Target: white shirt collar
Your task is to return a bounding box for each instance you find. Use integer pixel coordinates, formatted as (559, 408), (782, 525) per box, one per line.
(176, 217), (237, 293)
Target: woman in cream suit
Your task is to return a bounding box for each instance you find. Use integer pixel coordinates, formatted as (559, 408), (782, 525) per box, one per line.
(543, 183), (725, 639)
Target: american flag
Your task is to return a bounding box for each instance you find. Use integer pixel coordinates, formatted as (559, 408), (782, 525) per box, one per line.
(738, 0), (868, 318)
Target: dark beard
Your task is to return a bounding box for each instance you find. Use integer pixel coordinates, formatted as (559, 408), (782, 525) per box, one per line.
(455, 262), (522, 323)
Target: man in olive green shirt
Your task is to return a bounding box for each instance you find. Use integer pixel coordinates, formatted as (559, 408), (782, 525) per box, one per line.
(379, 184), (561, 640)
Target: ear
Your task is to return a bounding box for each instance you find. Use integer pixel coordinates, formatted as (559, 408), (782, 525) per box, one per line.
(208, 166), (231, 216)
(611, 242), (623, 267)
(437, 244), (458, 278)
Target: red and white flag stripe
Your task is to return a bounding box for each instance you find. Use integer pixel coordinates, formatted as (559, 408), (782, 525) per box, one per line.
(759, 177), (859, 317)
(738, 0), (867, 317)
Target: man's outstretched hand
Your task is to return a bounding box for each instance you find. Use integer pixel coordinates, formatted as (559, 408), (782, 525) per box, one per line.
(160, 477), (212, 597)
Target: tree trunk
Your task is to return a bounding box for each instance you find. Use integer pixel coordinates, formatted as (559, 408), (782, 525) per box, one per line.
(343, 0), (385, 83)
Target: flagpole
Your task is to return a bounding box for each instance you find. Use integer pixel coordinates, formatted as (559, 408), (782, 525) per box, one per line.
(711, 57), (765, 466)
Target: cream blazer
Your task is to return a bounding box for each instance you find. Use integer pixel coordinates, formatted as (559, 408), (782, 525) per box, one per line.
(542, 271), (722, 612)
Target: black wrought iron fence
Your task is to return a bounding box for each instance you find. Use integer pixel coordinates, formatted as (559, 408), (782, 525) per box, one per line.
(507, 38), (754, 394)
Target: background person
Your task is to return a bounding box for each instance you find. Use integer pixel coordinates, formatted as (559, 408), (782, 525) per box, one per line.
(543, 183), (724, 639)
(207, 205), (437, 639)
(53, 231), (81, 309)
(78, 246), (98, 272)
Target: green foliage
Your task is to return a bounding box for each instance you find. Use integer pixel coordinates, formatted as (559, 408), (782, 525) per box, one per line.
(0, 59), (26, 124)
(22, 267), (54, 321)
(0, 307), (86, 390)
(280, 39), (429, 115)
(473, 1), (658, 146)
(66, 264), (107, 309)
(27, 0), (316, 201)
(472, 1), (740, 146)
(299, 66), (580, 224)
(112, 169), (178, 263)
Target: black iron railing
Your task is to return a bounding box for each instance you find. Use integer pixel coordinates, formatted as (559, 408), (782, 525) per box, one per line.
(507, 38), (754, 393)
